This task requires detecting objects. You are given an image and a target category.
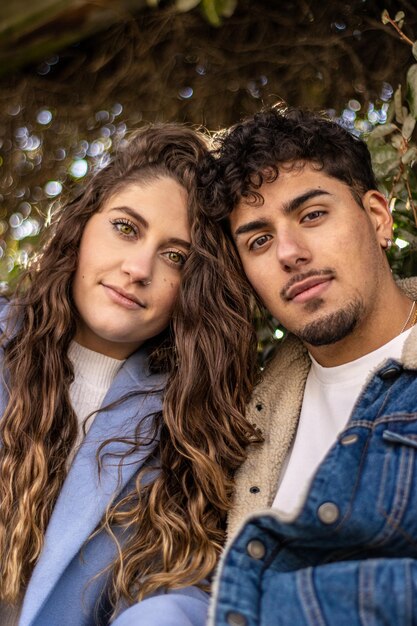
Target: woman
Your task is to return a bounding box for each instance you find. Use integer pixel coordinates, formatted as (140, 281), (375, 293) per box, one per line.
(0, 124), (258, 626)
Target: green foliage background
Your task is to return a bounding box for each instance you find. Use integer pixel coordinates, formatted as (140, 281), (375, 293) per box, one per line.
(1, 4), (417, 318)
(368, 12), (417, 278)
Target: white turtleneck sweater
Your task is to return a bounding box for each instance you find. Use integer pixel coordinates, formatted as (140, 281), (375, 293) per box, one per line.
(67, 341), (125, 464)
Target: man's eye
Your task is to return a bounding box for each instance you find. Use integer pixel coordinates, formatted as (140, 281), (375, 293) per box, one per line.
(250, 234), (271, 250)
(302, 210), (325, 222)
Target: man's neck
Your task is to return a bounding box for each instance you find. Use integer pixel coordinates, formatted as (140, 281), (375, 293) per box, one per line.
(307, 284), (413, 367)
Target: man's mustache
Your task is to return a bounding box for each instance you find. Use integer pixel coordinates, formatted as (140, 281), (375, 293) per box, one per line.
(280, 269), (335, 301)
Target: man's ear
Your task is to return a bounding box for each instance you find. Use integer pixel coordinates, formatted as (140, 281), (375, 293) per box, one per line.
(362, 190), (393, 243)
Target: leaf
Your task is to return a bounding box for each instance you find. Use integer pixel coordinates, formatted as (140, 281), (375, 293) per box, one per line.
(371, 144), (400, 179)
(394, 85), (404, 123)
(402, 114), (416, 140)
(413, 41), (417, 62)
(392, 181), (405, 195)
(219, 0), (237, 18)
(175, 0), (201, 11)
(407, 64), (417, 118)
(391, 133), (404, 149)
(402, 147), (417, 165)
(368, 122), (397, 139)
(386, 100), (395, 124)
(395, 11), (405, 22)
(390, 197), (397, 212)
(381, 9), (390, 25)
(202, 0), (221, 25)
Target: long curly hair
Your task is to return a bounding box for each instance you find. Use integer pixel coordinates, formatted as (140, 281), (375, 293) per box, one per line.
(0, 123), (260, 609)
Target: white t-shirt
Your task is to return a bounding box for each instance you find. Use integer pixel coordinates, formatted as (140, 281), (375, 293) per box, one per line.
(272, 329), (412, 518)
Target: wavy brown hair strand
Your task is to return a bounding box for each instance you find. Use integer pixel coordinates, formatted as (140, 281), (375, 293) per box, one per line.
(104, 207), (263, 608)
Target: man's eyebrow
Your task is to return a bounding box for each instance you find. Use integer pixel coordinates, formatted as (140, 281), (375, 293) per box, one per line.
(109, 206), (149, 229)
(233, 190), (332, 237)
(282, 189), (331, 215)
(234, 219), (271, 238)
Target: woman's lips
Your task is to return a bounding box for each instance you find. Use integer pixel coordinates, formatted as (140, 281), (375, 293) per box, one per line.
(102, 284), (146, 310)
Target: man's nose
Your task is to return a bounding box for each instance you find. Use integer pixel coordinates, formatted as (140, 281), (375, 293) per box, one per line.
(276, 230), (311, 272)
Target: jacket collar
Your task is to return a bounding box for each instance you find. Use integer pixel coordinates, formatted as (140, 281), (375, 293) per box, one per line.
(396, 277), (417, 369)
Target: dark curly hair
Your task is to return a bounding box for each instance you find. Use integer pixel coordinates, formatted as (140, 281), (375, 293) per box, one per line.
(199, 104), (378, 220)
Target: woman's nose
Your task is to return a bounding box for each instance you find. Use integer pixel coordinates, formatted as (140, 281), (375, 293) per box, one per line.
(121, 248), (154, 285)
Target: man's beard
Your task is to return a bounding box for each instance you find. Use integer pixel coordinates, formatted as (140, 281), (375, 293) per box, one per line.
(295, 298), (365, 347)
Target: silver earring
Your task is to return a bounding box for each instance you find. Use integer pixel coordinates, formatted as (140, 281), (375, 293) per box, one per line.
(385, 237), (393, 250)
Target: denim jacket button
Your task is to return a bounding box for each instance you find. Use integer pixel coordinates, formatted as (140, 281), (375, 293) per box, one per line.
(380, 366), (401, 380)
(340, 433), (358, 445)
(317, 502), (340, 524)
(226, 611), (248, 626)
(246, 539), (266, 559)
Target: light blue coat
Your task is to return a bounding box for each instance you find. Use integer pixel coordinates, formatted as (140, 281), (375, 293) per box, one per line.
(0, 303), (209, 626)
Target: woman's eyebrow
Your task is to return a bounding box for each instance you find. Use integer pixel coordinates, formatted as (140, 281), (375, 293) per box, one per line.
(109, 206), (149, 229)
(168, 237), (191, 249)
(108, 206), (190, 248)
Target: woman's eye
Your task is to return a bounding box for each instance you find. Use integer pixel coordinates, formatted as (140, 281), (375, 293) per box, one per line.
(165, 250), (187, 266)
(111, 219), (137, 237)
(119, 224), (133, 235)
(250, 234), (271, 251)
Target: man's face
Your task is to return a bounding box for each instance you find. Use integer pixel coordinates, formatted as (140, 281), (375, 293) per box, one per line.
(230, 163), (392, 349)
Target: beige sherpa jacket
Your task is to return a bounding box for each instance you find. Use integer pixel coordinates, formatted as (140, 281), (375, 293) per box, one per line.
(227, 276), (417, 540)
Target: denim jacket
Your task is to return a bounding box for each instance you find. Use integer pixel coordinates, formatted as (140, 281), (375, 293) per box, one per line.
(209, 278), (417, 626)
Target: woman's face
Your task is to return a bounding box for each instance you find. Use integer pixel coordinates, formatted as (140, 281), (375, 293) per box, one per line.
(72, 177), (190, 359)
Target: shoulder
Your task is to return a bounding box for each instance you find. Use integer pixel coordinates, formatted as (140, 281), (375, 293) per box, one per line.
(226, 335), (310, 537)
(111, 588), (209, 626)
(252, 334), (309, 406)
(0, 297), (13, 335)
(264, 333), (308, 374)
(0, 296), (10, 315)
(0, 298), (23, 343)
(398, 276), (417, 300)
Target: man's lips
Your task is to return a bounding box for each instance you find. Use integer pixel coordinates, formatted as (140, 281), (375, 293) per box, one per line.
(282, 273), (334, 302)
(102, 283), (146, 310)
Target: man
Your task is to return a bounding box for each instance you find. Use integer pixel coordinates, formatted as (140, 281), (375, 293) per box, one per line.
(201, 106), (417, 625)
